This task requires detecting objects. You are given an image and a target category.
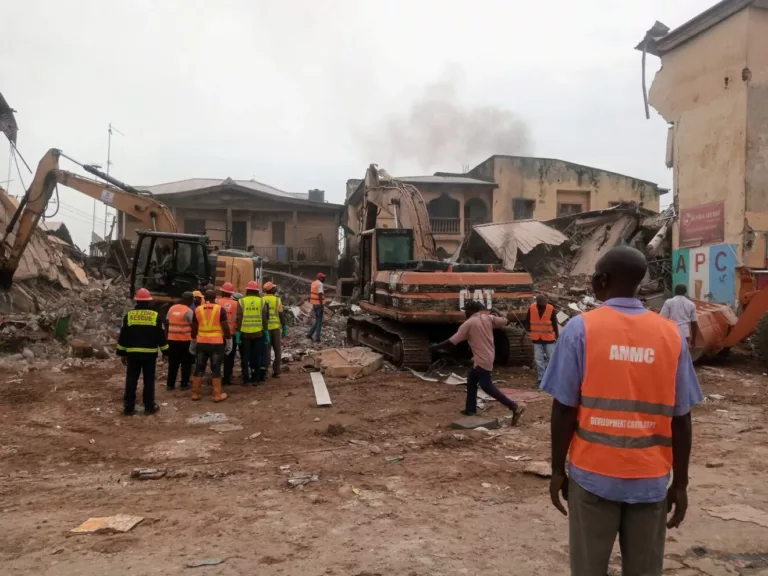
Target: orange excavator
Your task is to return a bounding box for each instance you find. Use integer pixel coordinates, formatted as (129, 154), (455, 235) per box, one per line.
(345, 165), (533, 368)
(0, 148), (262, 309)
(692, 268), (768, 366)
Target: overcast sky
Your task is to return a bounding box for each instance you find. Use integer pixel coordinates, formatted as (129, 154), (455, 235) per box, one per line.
(1, 0), (712, 249)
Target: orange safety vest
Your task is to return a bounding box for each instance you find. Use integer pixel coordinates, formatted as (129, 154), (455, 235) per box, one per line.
(218, 296), (238, 333)
(529, 303), (556, 342)
(310, 280), (323, 305)
(569, 306), (681, 479)
(195, 303), (225, 345)
(167, 303), (192, 341)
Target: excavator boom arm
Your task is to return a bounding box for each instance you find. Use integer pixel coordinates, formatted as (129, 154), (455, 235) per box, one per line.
(0, 148), (176, 288)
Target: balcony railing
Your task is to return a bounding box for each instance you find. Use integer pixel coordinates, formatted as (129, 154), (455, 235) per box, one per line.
(430, 217), (460, 234)
(252, 245), (331, 264)
(464, 218), (488, 233)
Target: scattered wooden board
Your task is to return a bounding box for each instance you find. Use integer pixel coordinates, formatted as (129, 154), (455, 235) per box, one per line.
(71, 514), (144, 534)
(310, 372), (332, 407)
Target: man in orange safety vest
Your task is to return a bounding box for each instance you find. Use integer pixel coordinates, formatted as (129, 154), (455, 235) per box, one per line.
(525, 294), (558, 384)
(218, 282), (239, 386)
(306, 272), (326, 343)
(190, 289), (232, 402)
(541, 246), (702, 575)
(164, 291), (195, 391)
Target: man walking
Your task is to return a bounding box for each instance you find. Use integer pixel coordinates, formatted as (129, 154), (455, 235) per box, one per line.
(217, 282), (239, 386)
(165, 291), (194, 390)
(430, 300), (525, 424)
(263, 282), (287, 378)
(307, 272), (326, 343)
(237, 281), (270, 385)
(541, 246), (702, 576)
(525, 294), (558, 384)
(190, 289), (232, 402)
(117, 288), (169, 416)
(661, 284), (698, 345)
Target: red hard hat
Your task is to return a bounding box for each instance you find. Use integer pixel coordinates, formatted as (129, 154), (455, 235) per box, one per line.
(246, 280), (260, 291)
(263, 281), (275, 291)
(221, 282), (234, 294)
(134, 288), (153, 301)
(317, 272), (326, 279)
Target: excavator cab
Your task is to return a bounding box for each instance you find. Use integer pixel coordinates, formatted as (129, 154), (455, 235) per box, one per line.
(131, 231), (211, 302)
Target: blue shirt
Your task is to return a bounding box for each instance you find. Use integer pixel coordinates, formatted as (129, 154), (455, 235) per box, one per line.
(540, 298), (703, 504)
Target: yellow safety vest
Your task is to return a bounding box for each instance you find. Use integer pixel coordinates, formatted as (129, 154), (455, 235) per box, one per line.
(195, 304), (224, 344)
(240, 296), (264, 334)
(263, 294), (281, 330)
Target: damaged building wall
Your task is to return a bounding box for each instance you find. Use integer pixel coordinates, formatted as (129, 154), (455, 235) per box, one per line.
(468, 156), (663, 223)
(646, 4), (768, 305)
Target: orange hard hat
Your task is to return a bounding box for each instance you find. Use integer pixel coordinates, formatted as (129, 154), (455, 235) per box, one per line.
(263, 281), (275, 291)
(221, 282), (234, 294)
(317, 272), (326, 279)
(246, 280), (260, 291)
(134, 288), (153, 301)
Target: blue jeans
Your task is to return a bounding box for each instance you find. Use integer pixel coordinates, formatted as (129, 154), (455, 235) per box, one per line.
(534, 341), (555, 383)
(307, 304), (324, 341)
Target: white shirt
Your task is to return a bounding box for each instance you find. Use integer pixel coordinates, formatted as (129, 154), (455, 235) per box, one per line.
(660, 295), (697, 339)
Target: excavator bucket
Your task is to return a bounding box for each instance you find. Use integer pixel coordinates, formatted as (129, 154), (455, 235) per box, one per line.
(690, 300), (738, 360)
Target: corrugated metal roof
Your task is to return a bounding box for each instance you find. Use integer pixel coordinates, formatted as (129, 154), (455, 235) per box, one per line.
(140, 178), (309, 200)
(398, 175), (496, 186)
(474, 220), (569, 255)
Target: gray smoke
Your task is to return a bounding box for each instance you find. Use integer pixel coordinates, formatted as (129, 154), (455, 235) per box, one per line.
(365, 67), (532, 172)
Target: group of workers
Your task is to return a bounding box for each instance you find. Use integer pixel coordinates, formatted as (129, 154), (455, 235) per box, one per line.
(117, 271), (328, 415)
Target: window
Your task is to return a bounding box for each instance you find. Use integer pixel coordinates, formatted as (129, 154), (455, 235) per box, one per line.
(272, 221), (286, 245)
(557, 203), (584, 217)
(513, 199), (535, 220)
(184, 219), (206, 235)
(232, 221), (247, 249)
(174, 241), (207, 278)
(376, 229), (413, 270)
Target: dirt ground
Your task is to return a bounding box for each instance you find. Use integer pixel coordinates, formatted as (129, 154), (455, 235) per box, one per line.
(1, 347), (767, 575)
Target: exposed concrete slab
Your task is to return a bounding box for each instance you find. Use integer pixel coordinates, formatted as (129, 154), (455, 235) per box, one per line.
(450, 415), (500, 430)
(310, 347), (383, 378)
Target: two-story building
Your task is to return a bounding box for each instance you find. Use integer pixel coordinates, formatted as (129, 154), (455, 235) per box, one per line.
(124, 177), (344, 280)
(641, 0), (768, 304)
(345, 157), (665, 258)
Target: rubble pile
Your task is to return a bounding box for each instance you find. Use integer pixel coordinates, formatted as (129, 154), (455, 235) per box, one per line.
(0, 277), (131, 360)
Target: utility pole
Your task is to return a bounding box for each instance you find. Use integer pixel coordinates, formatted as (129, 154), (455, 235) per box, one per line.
(104, 123), (125, 238)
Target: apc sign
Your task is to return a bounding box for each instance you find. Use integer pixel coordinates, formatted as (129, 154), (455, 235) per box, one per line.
(672, 243), (737, 305)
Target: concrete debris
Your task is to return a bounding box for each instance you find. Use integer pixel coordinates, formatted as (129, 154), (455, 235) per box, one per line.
(523, 461), (552, 478)
(186, 558), (225, 568)
(209, 423), (244, 433)
(187, 412), (228, 425)
(130, 468), (167, 480)
(287, 472), (319, 487)
(309, 347), (383, 378)
(451, 415), (500, 430)
(1, 276), (132, 359)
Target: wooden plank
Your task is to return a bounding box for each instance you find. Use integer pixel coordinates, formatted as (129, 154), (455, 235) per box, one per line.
(310, 372), (332, 407)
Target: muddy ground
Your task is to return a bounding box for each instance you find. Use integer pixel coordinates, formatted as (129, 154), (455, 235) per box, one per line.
(0, 348), (767, 575)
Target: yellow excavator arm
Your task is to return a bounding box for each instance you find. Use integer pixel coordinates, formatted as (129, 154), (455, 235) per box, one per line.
(0, 148), (177, 288)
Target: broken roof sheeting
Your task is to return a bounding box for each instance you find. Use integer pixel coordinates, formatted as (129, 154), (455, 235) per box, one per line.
(453, 220), (568, 270)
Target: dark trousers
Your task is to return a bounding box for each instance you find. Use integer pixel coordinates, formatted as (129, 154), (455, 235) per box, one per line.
(223, 347), (237, 385)
(243, 336), (265, 383)
(307, 305), (324, 341)
(167, 340), (193, 389)
(195, 343), (224, 378)
(267, 328), (282, 375)
(465, 366), (518, 415)
(569, 480), (667, 576)
(124, 353), (157, 412)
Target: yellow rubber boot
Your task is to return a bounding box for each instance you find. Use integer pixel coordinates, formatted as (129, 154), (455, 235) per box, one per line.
(212, 378), (227, 403)
(191, 376), (202, 401)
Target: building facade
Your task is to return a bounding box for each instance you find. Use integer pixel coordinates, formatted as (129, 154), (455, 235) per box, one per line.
(642, 0), (768, 304)
(345, 159), (663, 259)
(124, 177), (344, 279)
(467, 155), (664, 222)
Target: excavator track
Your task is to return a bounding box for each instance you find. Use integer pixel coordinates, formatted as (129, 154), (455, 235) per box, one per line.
(346, 316), (433, 369)
(500, 325), (534, 367)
